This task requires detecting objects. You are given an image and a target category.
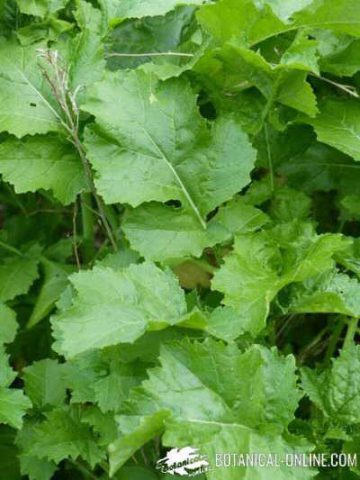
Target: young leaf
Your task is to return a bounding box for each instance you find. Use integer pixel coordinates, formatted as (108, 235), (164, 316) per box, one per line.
(212, 224), (349, 335)
(52, 263), (187, 358)
(302, 345), (360, 425)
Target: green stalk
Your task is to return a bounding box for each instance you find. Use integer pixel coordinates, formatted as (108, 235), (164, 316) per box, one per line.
(324, 319), (344, 364)
(343, 317), (359, 350)
(80, 192), (95, 263)
(0, 240), (22, 256)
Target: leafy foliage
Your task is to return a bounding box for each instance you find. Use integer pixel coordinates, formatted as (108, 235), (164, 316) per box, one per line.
(0, 0), (360, 479)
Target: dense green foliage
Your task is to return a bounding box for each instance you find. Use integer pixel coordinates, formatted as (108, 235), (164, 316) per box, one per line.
(0, 0), (360, 478)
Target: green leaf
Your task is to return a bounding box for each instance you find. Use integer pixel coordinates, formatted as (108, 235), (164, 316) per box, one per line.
(83, 70), (256, 228)
(280, 35), (319, 74)
(16, 420), (57, 480)
(276, 71), (318, 117)
(320, 38), (360, 77)
(109, 411), (169, 475)
(112, 340), (312, 479)
(289, 271), (360, 318)
(65, 348), (142, 412)
(67, 0), (106, 99)
(0, 304), (18, 345)
(256, 0), (313, 21)
(197, 0), (287, 45)
(0, 387), (31, 429)
(28, 260), (73, 328)
(0, 426), (21, 480)
(0, 135), (87, 205)
(294, 0), (360, 37)
(123, 203), (226, 262)
(212, 223), (348, 335)
(278, 143), (360, 195)
(23, 359), (67, 408)
(23, 406), (104, 467)
(107, 6), (201, 80)
(0, 245), (41, 303)
(341, 195), (360, 219)
(17, 0), (68, 17)
(52, 263), (187, 358)
(101, 0), (206, 21)
(306, 99), (360, 161)
(0, 38), (61, 137)
(302, 345), (360, 425)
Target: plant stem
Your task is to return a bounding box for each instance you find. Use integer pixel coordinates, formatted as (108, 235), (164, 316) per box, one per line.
(39, 51), (118, 252)
(69, 460), (98, 480)
(0, 240), (23, 256)
(72, 199), (81, 270)
(107, 51), (194, 58)
(311, 73), (359, 98)
(71, 131), (118, 251)
(264, 123), (274, 192)
(80, 192), (95, 263)
(343, 317), (358, 350)
(324, 319), (344, 364)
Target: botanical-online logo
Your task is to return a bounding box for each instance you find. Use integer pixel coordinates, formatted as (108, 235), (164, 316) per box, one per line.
(156, 447), (211, 476)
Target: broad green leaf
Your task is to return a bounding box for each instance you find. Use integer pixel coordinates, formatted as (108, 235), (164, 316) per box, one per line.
(0, 39), (61, 137)
(28, 260), (73, 328)
(302, 345), (360, 425)
(320, 38), (360, 77)
(65, 348), (142, 412)
(197, 0), (287, 45)
(23, 406), (104, 467)
(124, 199), (268, 264)
(17, 0), (68, 17)
(307, 99), (360, 161)
(206, 306), (246, 342)
(123, 203), (226, 262)
(67, 0), (106, 99)
(294, 0), (360, 37)
(0, 388), (31, 429)
(278, 144), (360, 195)
(83, 70), (256, 228)
(0, 246), (41, 303)
(52, 263), (187, 358)
(255, 0), (313, 21)
(112, 341), (313, 479)
(23, 359), (67, 408)
(106, 6), (199, 78)
(0, 304), (18, 345)
(289, 271), (360, 318)
(0, 135), (87, 205)
(16, 420), (57, 480)
(276, 71), (318, 117)
(194, 44), (317, 117)
(280, 35), (319, 74)
(101, 0), (206, 21)
(80, 406), (118, 446)
(212, 223), (348, 335)
(209, 197), (269, 237)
